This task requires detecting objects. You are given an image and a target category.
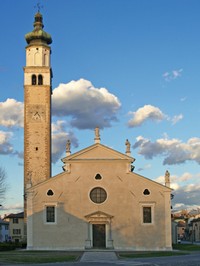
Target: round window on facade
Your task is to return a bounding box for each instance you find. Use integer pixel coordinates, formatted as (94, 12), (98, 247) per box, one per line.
(90, 187), (107, 204)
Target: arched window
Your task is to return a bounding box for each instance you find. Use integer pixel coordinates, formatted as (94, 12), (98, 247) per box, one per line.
(32, 74), (37, 85)
(38, 74), (43, 85)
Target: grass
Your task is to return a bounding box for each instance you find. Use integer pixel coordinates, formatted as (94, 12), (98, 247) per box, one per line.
(173, 243), (200, 251)
(0, 250), (82, 264)
(118, 244), (200, 259)
(118, 251), (189, 259)
(0, 244), (199, 264)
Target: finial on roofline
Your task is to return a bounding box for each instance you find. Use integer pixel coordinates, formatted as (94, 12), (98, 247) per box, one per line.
(66, 139), (71, 156)
(165, 170), (170, 187)
(125, 139), (131, 156)
(94, 127), (100, 143)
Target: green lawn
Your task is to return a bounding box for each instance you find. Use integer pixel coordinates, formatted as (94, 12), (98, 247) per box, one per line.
(0, 245), (199, 264)
(0, 251), (82, 264)
(173, 243), (200, 251)
(118, 244), (200, 259)
(118, 251), (189, 259)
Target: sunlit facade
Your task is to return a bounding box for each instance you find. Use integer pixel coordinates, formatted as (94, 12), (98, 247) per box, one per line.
(24, 11), (172, 251)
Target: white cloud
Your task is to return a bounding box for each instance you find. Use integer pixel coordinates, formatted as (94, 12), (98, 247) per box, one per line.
(0, 131), (13, 155)
(162, 69), (183, 82)
(154, 173), (179, 188)
(52, 79), (121, 129)
(173, 183), (200, 210)
(128, 105), (183, 127)
(52, 120), (69, 133)
(171, 114), (183, 125)
(128, 105), (165, 127)
(171, 183), (180, 190)
(52, 120), (78, 163)
(137, 163), (151, 172)
(0, 98), (23, 127)
(180, 96), (187, 102)
(179, 172), (193, 182)
(153, 171), (200, 211)
(173, 203), (185, 210)
(1, 203), (23, 214)
(133, 136), (200, 165)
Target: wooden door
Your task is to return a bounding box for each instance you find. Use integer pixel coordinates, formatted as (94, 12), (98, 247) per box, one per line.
(92, 224), (106, 248)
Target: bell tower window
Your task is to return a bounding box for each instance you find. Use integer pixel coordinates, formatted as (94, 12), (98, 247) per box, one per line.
(38, 74), (43, 85)
(32, 75), (37, 85)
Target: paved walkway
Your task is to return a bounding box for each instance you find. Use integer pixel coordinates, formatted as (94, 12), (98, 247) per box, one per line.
(80, 251), (118, 262)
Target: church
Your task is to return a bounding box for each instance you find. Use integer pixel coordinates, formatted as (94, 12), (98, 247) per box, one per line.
(24, 11), (172, 251)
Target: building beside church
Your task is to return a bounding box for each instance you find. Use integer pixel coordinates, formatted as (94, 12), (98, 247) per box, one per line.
(24, 11), (172, 251)
(4, 212), (24, 243)
(0, 219), (9, 242)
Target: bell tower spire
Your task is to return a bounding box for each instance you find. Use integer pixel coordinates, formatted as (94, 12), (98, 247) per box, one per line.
(24, 11), (52, 193)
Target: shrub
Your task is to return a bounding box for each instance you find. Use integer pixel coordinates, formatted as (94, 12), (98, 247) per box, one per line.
(0, 243), (16, 251)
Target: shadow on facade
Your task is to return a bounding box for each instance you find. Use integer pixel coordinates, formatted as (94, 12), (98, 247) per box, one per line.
(27, 195), (171, 251)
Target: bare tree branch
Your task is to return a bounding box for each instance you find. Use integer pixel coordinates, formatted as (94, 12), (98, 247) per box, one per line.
(0, 167), (7, 204)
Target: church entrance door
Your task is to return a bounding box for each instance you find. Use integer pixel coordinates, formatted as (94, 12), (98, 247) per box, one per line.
(92, 224), (106, 248)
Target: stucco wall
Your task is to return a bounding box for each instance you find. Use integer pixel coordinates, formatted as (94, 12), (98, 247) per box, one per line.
(27, 155), (172, 250)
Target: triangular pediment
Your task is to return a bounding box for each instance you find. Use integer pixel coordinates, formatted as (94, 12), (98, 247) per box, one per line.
(62, 143), (135, 162)
(85, 211), (113, 220)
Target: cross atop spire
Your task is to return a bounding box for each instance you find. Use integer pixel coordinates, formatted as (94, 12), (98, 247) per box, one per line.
(35, 2), (43, 13)
(25, 6), (52, 46)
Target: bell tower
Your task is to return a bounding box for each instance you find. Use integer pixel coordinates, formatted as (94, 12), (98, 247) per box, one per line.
(24, 11), (52, 193)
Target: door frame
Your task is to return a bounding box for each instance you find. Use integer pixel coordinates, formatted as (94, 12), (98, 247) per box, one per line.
(85, 211), (114, 249)
(92, 223), (106, 248)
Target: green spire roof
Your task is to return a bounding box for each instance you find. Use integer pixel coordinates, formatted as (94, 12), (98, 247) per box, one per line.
(25, 12), (52, 45)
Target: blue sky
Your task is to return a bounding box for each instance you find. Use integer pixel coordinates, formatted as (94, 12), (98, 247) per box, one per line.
(0, 0), (200, 216)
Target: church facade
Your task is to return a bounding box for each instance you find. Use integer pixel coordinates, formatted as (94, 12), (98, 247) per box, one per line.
(24, 12), (172, 251)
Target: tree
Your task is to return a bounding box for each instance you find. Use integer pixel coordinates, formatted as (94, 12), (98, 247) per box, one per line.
(0, 167), (7, 205)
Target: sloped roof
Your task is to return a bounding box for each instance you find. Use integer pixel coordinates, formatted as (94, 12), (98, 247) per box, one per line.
(0, 219), (9, 225)
(62, 143), (135, 163)
(4, 212), (24, 219)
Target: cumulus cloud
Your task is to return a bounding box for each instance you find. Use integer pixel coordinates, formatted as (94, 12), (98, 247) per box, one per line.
(133, 136), (200, 165)
(154, 172), (192, 190)
(1, 203), (23, 214)
(153, 172), (200, 211)
(162, 68), (183, 82)
(0, 131), (13, 155)
(52, 120), (78, 163)
(0, 98), (23, 127)
(52, 79), (121, 129)
(173, 183), (200, 210)
(128, 105), (166, 127)
(178, 172), (193, 182)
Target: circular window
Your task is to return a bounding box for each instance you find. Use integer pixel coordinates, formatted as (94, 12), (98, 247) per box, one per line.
(90, 187), (107, 204)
